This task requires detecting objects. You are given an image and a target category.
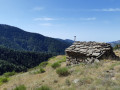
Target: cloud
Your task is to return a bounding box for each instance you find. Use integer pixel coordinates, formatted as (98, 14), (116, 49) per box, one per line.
(58, 8), (120, 12)
(33, 7), (44, 11)
(34, 17), (55, 21)
(93, 8), (120, 12)
(39, 23), (52, 26)
(80, 17), (96, 21)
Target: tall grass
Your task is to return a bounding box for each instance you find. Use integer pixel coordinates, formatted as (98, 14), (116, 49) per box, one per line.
(36, 85), (51, 90)
(14, 85), (26, 90)
(0, 77), (8, 85)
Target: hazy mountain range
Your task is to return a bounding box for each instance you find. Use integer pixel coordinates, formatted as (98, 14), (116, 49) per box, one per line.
(108, 40), (120, 47)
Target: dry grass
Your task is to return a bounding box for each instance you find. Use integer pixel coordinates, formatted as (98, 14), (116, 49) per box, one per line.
(1, 52), (120, 90)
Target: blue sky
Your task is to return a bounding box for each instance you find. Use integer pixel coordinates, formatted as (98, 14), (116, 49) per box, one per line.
(0, 0), (120, 42)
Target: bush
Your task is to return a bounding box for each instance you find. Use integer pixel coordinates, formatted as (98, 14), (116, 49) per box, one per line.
(39, 61), (48, 68)
(56, 67), (69, 76)
(0, 77), (8, 83)
(39, 68), (45, 73)
(14, 85), (26, 90)
(34, 68), (45, 74)
(4, 71), (16, 77)
(36, 85), (51, 90)
(51, 62), (61, 69)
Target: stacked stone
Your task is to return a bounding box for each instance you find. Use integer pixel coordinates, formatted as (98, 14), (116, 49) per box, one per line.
(65, 41), (119, 66)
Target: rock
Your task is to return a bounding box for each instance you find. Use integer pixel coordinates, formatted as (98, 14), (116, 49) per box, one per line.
(92, 53), (100, 56)
(87, 50), (93, 55)
(79, 49), (87, 53)
(94, 58), (100, 63)
(73, 79), (79, 84)
(74, 48), (80, 51)
(76, 45), (80, 48)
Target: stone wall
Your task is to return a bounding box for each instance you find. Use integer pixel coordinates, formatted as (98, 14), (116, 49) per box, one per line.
(65, 41), (119, 65)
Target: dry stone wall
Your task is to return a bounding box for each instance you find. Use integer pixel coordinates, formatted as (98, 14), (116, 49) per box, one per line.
(65, 41), (119, 65)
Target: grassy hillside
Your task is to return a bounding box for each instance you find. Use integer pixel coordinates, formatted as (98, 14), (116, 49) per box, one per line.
(1, 52), (120, 90)
(0, 24), (72, 54)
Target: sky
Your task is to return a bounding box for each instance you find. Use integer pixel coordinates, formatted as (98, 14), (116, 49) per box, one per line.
(0, 0), (120, 42)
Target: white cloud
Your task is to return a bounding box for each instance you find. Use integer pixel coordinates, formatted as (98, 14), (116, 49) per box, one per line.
(39, 23), (52, 26)
(34, 17), (55, 21)
(93, 8), (120, 12)
(33, 7), (44, 11)
(80, 17), (96, 21)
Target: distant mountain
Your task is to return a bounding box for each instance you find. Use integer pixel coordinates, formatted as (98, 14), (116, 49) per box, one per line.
(0, 24), (72, 54)
(65, 39), (74, 43)
(108, 40), (120, 47)
(56, 38), (74, 43)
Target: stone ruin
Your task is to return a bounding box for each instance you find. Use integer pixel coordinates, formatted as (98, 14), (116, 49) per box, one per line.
(65, 41), (119, 66)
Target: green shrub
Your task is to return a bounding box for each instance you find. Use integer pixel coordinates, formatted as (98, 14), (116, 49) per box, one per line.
(56, 67), (69, 76)
(36, 85), (51, 90)
(39, 68), (45, 73)
(4, 71), (16, 77)
(39, 61), (48, 68)
(14, 85), (26, 90)
(0, 77), (8, 85)
(34, 68), (45, 74)
(51, 62), (61, 69)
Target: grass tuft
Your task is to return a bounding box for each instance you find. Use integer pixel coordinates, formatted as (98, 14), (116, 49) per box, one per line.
(36, 85), (51, 90)
(56, 67), (69, 76)
(34, 68), (45, 74)
(51, 62), (61, 69)
(0, 77), (8, 85)
(39, 61), (48, 68)
(14, 85), (26, 90)
(3, 71), (16, 77)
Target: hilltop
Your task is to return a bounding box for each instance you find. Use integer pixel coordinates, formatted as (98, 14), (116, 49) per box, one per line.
(1, 51), (120, 90)
(0, 24), (72, 54)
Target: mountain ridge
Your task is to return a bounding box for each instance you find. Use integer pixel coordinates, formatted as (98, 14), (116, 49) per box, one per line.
(0, 24), (72, 54)
(108, 40), (120, 47)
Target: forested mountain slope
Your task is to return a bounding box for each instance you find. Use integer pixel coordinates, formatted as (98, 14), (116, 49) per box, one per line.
(0, 24), (72, 54)
(0, 46), (53, 75)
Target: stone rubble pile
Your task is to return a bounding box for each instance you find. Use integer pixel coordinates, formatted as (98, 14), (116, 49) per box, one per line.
(65, 41), (119, 65)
